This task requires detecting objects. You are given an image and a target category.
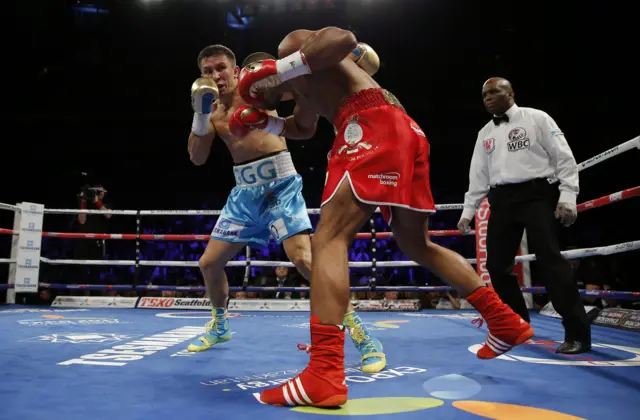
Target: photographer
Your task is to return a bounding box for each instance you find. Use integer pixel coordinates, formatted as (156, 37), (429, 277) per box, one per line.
(74, 185), (113, 288)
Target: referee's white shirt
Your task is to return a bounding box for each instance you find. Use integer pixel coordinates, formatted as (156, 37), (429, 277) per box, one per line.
(461, 104), (579, 221)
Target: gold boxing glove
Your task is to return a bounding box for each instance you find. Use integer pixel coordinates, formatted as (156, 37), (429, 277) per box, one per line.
(348, 43), (381, 77)
(191, 78), (219, 136)
(191, 78), (219, 114)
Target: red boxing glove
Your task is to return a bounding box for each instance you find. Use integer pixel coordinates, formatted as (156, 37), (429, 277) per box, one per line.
(229, 105), (286, 137)
(238, 51), (311, 106)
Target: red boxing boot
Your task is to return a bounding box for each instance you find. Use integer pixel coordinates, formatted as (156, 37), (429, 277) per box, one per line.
(466, 287), (535, 359)
(259, 316), (348, 407)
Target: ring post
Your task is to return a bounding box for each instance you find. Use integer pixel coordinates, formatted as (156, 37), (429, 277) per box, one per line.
(133, 210), (141, 293)
(242, 245), (251, 291)
(369, 218), (377, 291)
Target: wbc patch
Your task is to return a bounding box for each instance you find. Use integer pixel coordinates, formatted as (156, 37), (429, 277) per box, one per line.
(507, 127), (531, 152)
(484, 138), (495, 154)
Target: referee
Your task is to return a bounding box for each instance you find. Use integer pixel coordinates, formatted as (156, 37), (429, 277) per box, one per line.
(458, 77), (591, 354)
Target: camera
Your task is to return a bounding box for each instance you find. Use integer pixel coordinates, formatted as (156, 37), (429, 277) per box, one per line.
(79, 184), (107, 201)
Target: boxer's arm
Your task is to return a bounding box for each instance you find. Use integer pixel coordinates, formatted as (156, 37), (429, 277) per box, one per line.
(281, 101), (319, 140)
(278, 27), (357, 72)
(188, 116), (215, 166)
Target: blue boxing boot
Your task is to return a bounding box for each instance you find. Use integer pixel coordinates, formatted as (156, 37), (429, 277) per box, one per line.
(344, 311), (386, 373)
(187, 307), (232, 352)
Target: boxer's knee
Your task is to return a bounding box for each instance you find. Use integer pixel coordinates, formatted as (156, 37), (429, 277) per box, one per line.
(292, 251), (312, 279)
(198, 253), (225, 273)
(288, 244), (312, 279)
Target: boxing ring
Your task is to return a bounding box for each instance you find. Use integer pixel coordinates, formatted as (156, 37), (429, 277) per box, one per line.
(1, 135), (639, 420)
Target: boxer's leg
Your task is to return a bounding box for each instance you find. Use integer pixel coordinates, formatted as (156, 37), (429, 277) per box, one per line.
(187, 238), (245, 352)
(310, 180), (377, 324)
(199, 238), (247, 307)
(390, 207), (534, 359)
(260, 180), (376, 407)
(283, 232), (386, 373)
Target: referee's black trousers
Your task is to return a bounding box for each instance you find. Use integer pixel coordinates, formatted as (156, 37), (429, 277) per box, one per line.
(486, 179), (590, 343)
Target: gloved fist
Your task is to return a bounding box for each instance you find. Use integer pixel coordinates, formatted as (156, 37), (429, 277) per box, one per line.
(229, 105), (286, 138)
(191, 78), (219, 114)
(555, 202), (577, 227)
(239, 51), (311, 106)
(457, 218), (471, 234)
(348, 43), (381, 76)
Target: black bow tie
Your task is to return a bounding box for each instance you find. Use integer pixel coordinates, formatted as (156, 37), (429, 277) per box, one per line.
(493, 114), (509, 126)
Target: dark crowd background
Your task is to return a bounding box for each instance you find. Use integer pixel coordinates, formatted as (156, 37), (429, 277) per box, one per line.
(1, 0), (638, 306)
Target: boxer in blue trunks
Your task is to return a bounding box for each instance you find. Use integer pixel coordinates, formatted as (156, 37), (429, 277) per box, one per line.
(186, 45), (386, 373)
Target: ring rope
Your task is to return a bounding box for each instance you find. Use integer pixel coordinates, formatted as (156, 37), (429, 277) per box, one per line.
(28, 240), (640, 267)
(0, 229), (473, 241)
(0, 186), (636, 241)
(548, 135), (639, 183)
(4, 282), (638, 301)
(2, 134), (632, 217)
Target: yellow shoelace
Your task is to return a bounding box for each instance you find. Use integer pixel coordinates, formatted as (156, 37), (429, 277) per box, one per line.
(350, 324), (377, 354)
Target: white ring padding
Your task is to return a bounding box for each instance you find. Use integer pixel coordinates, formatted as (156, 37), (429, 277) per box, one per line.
(26, 240), (638, 267)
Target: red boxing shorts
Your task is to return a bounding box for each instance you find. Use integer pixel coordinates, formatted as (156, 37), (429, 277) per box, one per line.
(322, 88), (436, 224)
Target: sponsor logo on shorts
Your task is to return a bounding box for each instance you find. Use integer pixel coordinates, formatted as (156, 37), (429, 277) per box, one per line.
(234, 160), (277, 186)
(269, 218), (289, 240)
(22, 333), (137, 345)
(18, 317), (124, 327)
(212, 218), (244, 238)
(344, 122), (364, 145)
(57, 326), (203, 367)
(336, 118), (377, 160)
(368, 172), (400, 187)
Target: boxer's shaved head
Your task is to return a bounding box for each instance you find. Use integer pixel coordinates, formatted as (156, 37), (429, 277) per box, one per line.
(242, 52), (276, 68)
(482, 77), (515, 116)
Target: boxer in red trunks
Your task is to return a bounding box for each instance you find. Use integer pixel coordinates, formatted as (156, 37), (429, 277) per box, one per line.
(234, 27), (535, 408)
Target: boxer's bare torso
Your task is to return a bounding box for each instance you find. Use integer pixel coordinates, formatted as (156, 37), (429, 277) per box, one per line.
(210, 89), (287, 163)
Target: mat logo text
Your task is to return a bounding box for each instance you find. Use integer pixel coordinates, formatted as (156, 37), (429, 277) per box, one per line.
(18, 318), (123, 327)
(58, 326), (203, 367)
(23, 333), (136, 344)
(204, 365), (427, 391)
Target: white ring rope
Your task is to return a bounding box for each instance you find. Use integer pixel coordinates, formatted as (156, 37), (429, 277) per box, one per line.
(0, 134), (630, 216)
(34, 240), (639, 267)
(31, 204), (466, 216)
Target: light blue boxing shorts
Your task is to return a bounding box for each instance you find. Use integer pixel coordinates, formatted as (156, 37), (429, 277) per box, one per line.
(210, 150), (313, 248)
